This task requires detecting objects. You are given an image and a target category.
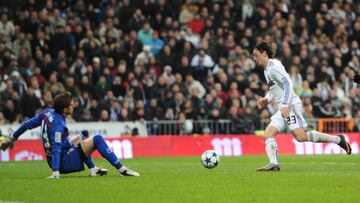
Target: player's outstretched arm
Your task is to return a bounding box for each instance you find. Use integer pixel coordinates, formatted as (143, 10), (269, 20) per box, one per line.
(12, 113), (43, 140)
(1, 113), (43, 151)
(0, 136), (15, 151)
(257, 97), (268, 109)
(257, 91), (274, 109)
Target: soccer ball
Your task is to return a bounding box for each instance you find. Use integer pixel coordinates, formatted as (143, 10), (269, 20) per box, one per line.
(201, 150), (219, 169)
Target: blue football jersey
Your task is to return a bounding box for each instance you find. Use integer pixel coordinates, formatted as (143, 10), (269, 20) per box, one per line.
(13, 109), (73, 171)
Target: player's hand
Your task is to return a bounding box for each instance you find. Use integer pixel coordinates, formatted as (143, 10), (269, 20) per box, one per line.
(280, 106), (290, 118)
(353, 74), (360, 84)
(47, 171), (60, 179)
(0, 137), (15, 151)
(257, 97), (268, 109)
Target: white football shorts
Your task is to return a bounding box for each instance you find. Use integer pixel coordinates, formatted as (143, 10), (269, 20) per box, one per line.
(269, 103), (308, 132)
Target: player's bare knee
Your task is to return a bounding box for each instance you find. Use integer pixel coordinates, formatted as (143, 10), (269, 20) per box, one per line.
(293, 132), (308, 142)
(82, 136), (94, 146)
(263, 133), (276, 139)
(70, 135), (82, 145)
(292, 128), (308, 142)
(83, 136), (94, 142)
(264, 125), (279, 139)
(264, 129), (278, 139)
(80, 136), (95, 155)
(294, 135), (307, 142)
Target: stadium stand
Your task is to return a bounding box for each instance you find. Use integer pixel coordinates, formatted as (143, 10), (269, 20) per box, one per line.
(0, 0), (359, 134)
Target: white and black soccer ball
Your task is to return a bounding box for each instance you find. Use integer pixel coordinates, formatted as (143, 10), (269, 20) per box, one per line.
(201, 150), (219, 169)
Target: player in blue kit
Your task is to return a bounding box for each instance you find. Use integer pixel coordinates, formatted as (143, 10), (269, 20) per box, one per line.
(0, 92), (139, 178)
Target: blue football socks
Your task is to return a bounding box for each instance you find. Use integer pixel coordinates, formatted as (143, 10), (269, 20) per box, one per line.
(93, 135), (123, 169)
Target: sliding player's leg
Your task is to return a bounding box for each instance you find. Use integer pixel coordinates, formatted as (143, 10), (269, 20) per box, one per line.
(80, 135), (140, 176)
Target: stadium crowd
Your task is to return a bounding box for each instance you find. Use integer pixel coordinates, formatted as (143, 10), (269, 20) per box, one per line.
(0, 0), (359, 134)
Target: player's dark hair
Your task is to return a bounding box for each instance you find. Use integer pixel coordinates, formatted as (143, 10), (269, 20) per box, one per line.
(254, 41), (273, 58)
(53, 92), (73, 114)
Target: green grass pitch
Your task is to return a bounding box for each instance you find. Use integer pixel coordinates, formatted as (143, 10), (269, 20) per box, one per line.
(0, 155), (359, 203)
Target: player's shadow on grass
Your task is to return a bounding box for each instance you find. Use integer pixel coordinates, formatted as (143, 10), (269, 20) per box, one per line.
(5, 173), (121, 180)
(61, 174), (121, 179)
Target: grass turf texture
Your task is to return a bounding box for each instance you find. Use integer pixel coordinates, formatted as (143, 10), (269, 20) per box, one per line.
(0, 155), (359, 203)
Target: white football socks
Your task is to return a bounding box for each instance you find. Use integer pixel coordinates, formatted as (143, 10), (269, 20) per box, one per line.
(263, 131), (339, 166)
(265, 138), (279, 165)
(90, 167), (97, 175)
(306, 130), (340, 144)
(119, 166), (127, 173)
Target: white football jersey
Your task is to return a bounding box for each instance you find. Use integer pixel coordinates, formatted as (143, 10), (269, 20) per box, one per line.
(264, 59), (302, 108)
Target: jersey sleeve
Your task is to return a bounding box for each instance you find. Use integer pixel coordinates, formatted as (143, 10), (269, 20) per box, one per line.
(265, 91), (273, 102)
(12, 112), (43, 140)
(268, 65), (294, 107)
(51, 126), (64, 172)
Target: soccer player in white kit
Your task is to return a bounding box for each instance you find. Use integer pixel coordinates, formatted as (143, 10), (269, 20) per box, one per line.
(252, 42), (352, 172)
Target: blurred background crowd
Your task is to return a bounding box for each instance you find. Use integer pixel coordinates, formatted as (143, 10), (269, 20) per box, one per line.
(0, 0), (359, 134)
